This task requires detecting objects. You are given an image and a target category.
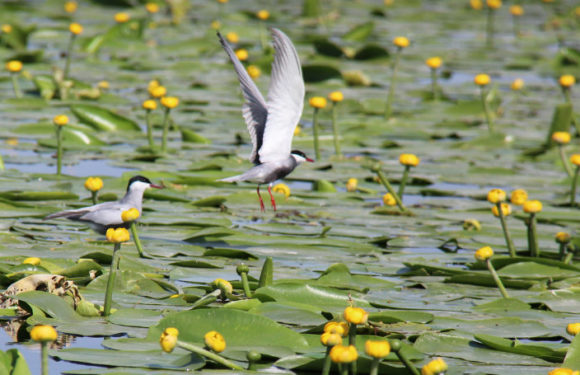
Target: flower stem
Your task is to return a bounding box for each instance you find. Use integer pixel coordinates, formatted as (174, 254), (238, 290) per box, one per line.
(571, 166), (580, 207)
(564, 250), (574, 265)
(177, 340), (244, 370)
(486, 8), (495, 48)
(321, 346), (332, 375)
(393, 348), (420, 375)
(558, 145), (573, 178)
(145, 109), (155, 150)
(11, 73), (22, 98)
(240, 272), (252, 298)
(191, 289), (220, 309)
(64, 34), (76, 80)
(397, 165), (410, 198)
(430, 68), (439, 101)
(312, 108), (321, 160)
(161, 107), (171, 153)
(130, 222), (150, 259)
(480, 86), (494, 133)
(56, 126), (63, 176)
(331, 103), (342, 157)
(559, 243), (567, 261)
(369, 358), (380, 375)
(527, 213), (539, 257)
(385, 49), (401, 119)
(486, 258), (509, 298)
(374, 168), (406, 212)
(91, 191), (98, 205)
(103, 243), (121, 316)
(339, 364), (349, 375)
(496, 202), (516, 257)
(41, 341), (49, 375)
(348, 322), (357, 375)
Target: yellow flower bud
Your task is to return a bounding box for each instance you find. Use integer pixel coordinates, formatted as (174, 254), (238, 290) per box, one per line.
(474, 73), (490, 86)
(145, 3), (160, 13)
(324, 321), (348, 336)
(399, 153), (420, 167)
(329, 344), (358, 363)
(149, 85), (167, 98)
(160, 327), (178, 353)
(309, 96), (327, 109)
(383, 193), (396, 206)
(491, 202), (511, 217)
(272, 183), (290, 198)
(346, 178), (357, 192)
(556, 232), (571, 244)
(487, 188), (506, 204)
(426, 57), (442, 69)
(344, 306), (368, 325)
(204, 330), (226, 352)
(247, 65), (261, 79)
(393, 36), (409, 48)
(567, 323), (580, 336)
(256, 10), (270, 20)
(510, 189), (527, 205)
(511, 78), (524, 91)
(121, 208), (140, 222)
(161, 96), (179, 109)
(1, 24), (12, 33)
(552, 131), (571, 144)
(69, 22), (83, 35)
(114, 12), (130, 23)
(98, 81), (110, 89)
(64, 1), (78, 13)
(559, 75), (576, 88)
(321, 332), (342, 347)
(421, 357), (448, 375)
(475, 246), (493, 261)
(571, 154), (580, 166)
(143, 99), (157, 111)
(235, 49), (248, 61)
(523, 200), (542, 214)
(328, 91), (344, 102)
(53, 115), (69, 126)
(225, 32), (239, 43)
(106, 227), (130, 243)
(23, 257), (41, 265)
(84, 177), (103, 192)
(510, 5), (523, 16)
(30, 325), (58, 342)
(365, 340), (391, 359)
(486, 0), (501, 9)
(470, 0), (483, 10)
(6, 60), (22, 73)
(212, 278), (233, 294)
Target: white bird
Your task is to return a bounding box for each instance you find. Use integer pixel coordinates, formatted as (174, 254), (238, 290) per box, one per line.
(217, 28), (313, 212)
(44, 175), (162, 234)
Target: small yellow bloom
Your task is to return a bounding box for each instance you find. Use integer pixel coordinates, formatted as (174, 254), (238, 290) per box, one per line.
(1, 24), (12, 33)
(486, 0), (501, 9)
(475, 246), (493, 261)
(23, 257), (41, 265)
(383, 193), (396, 206)
(160, 327), (178, 353)
(247, 65), (261, 79)
(393, 36), (410, 48)
(510, 5), (523, 16)
(421, 357), (448, 375)
(30, 325), (58, 342)
(121, 208), (140, 222)
(106, 227), (130, 243)
(294, 125), (302, 136)
(567, 323), (580, 336)
(98, 81), (110, 89)
(212, 278), (233, 294)
(211, 20), (221, 30)
(309, 96), (327, 109)
(552, 131), (571, 144)
(365, 340), (391, 359)
(328, 91), (344, 103)
(114, 12), (130, 23)
(84, 177), (103, 192)
(143, 99), (157, 111)
(69, 23), (83, 35)
(64, 1), (78, 13)
(487, 188), (506, 204)
(470, 0), (483, 10)
(272, 183), (290, 198)
(53, 115), (69, 126)
(491, 202), (511, 217)
(161, 96), (179, 109)
(344, 306), (368, 325)
(225, 32), (239, 43)
(235, 49), (248, 61)
(204, 330), (226, 352)
(570, 154), (580, 166)
(346, 178), (358, 192)
(399, 153), (420, 167)
(474, 73), (491, 86)
(256, 9), (270, 20)
(549, 369), (580, 375)
(324, 321), (348, 336)
(510, 189), (527, 205)
(148, 79), (160, 90)
(149, 85), (167, 98)
(511, 78), (524, 91)
(5, 60), (23, 73)
(523, 200), (542, 214)
(426, 57), (442, 69)
(320, 332), (342, 347)
(556, 232), (571, 244)
(145, 3), (160, 14)
(329, 344), (358, 363)
(559, 75), (576, 88)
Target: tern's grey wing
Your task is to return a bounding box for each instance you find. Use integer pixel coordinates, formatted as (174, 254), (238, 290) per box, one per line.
(75, 202), (135, 227)
(258, 28), (305, 164)
(218, 32), (268, 165)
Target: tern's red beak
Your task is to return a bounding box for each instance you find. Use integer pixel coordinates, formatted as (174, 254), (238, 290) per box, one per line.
(150, 183), (164, 189)
(306, 158), (314, 163)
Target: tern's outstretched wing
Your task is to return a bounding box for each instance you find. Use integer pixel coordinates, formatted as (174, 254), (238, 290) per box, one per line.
(258, 28), (305, 164)
(218, 32), (268, 165)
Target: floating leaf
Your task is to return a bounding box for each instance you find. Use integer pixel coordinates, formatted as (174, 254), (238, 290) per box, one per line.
(70, 104), (141, 132)
(342, 22), (374, 42)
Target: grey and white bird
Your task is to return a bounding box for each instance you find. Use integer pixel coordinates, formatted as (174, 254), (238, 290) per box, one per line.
(217, 28), (313, 211)
(44, 175), (162, 234)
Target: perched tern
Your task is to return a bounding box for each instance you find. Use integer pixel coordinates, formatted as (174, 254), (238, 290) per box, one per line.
(44, 175), (162, 234)
(217, 28), (313, 211)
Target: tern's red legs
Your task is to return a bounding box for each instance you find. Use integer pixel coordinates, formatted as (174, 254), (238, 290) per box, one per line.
(267, 185), (277, 211)
(256, 185), (265, 212)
